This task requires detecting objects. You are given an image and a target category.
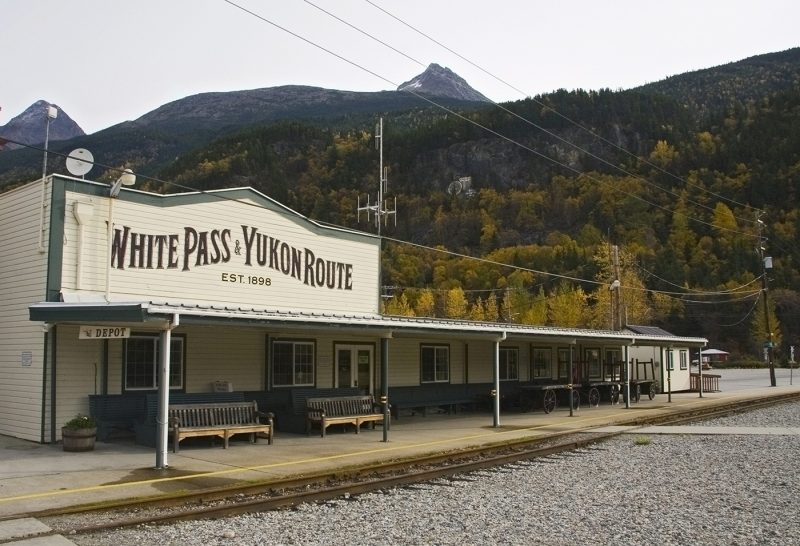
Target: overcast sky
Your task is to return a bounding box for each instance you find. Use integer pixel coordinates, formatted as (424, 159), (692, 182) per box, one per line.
(3, 0), (798, 134)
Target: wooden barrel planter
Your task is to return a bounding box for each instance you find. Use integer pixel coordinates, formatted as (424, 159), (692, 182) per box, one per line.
(62, 427), (97, 452)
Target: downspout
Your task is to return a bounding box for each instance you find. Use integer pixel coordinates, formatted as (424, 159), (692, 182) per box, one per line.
(50, 325), (58, 443)
(155, 314), (180, 470)
(72, 202), (94, 290)
(492, 331), (506, 428)
(39, 323), (52, 444)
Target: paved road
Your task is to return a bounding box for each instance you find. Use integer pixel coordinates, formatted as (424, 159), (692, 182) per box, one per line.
(712, 367), (798, 391)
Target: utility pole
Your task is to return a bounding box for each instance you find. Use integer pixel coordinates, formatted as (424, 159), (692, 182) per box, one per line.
(610, 244), (622, 331)
(757, 212), (777, 387)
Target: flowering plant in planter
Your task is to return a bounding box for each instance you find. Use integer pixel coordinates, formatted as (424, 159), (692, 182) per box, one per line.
(62, 415), (97, 452)
(63, 414), (97, 430)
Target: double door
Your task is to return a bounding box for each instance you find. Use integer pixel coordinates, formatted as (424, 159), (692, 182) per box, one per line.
(335, 344), (373, 393)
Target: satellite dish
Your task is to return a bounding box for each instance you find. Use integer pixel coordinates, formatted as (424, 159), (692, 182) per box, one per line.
(447, 180), (463, 195)
(66, 148), (94, 177)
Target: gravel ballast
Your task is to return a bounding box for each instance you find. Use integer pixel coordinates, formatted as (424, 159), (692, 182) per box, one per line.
(73, 401), (800, 546)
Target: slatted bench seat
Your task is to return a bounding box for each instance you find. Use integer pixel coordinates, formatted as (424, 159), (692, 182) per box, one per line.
(306, 395), (384, 438)
(389, 384), (485, 420)
(390, 397), (475, 419)
(168, 401), (274, 453)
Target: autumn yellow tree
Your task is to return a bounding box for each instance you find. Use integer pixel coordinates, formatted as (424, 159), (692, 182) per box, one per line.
(547, 281), (589, 328)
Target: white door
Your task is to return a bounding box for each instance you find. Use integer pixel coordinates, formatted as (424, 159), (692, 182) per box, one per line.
(335, 344), (373, 393)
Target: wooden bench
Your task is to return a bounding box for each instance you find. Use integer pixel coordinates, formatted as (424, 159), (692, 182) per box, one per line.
(305, 395), (385, 437)
(388, 384), (481, 420)
(168, 401), (274, 453)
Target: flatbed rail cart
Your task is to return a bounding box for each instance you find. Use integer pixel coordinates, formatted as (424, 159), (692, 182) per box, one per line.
(622, 358), (660, 403)
(578, 360), (624, 407)
(517, 382), (581, 414)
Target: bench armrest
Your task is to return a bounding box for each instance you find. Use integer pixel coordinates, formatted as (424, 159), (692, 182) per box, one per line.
(255, 411), (275, 425)
(168, 416), (180, 428)
(306, 407), (326, 419)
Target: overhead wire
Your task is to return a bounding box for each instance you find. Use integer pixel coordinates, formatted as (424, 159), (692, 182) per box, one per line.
(3, 138), (757, 308)
(302, 0), (749, 227)
(221, 0), (759, 240)
(1, 3), (766, 325)
(363, 0), (759, 218)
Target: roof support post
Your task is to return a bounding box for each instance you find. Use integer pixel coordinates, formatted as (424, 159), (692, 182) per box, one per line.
(492, 332), (506, 428)
(380, 333), (391, 443)
(155, 314), (180, 470)
(624, 339), (634, 409)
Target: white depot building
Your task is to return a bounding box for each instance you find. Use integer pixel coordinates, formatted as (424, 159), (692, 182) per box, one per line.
(0, 174), (706, 448)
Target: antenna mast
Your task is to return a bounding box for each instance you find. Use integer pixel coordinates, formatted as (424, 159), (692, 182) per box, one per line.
(358, 118), (396, 234)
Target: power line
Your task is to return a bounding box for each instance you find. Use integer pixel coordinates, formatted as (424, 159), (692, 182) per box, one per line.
(362, 0), (758, 217)
(4, 136), (759, 308)
(304, 0), (752, 222)
(222, 0), (759, 240)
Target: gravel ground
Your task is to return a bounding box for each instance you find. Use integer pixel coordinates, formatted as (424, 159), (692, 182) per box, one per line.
(73, 401), (800, 546)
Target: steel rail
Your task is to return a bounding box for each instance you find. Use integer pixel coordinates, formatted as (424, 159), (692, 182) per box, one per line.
(33, 392), (798, 539)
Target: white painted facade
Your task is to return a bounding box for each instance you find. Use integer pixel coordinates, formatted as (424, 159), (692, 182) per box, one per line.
(1, 175), (706, 443)
(0, 180), (51, 440)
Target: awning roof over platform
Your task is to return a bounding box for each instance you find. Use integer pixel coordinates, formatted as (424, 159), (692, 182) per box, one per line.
(29, 300), (708, 348)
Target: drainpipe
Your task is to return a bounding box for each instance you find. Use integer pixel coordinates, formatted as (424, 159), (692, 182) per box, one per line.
(493, 331), (506, 428)
(40, 323), (53, 444)
(72, 202), (94, 290)
(155, 314), (180, 470)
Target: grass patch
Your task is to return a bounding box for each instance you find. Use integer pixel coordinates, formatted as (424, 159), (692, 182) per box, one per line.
(634, 436), (652, 446)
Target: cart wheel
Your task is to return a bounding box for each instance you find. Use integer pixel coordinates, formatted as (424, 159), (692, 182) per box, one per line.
(571, 390), (580, 410)
(634, 383), (642, 403)
(610, 384), (620, 405)
(648, 382), (657, 400)
(588, 387), (600, 408)
(542, 389), (557, 414)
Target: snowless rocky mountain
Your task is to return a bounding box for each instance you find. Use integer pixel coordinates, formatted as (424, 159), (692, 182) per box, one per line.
(0, 100), (84, 150)
(398, 63), (491, 103)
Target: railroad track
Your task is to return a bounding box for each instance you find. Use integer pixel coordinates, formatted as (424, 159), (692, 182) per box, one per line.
(19, 392), (800, 542)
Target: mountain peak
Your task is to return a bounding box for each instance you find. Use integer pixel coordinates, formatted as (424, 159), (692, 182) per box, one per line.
(397, 63), (490, 103)
(0, 100), (85, 150)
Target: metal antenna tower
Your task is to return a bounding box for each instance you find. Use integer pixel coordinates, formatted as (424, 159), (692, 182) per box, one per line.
(358, 118), (396, 234)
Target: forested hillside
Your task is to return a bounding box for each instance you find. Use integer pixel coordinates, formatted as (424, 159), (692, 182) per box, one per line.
(3, 50), (799, 359)
(151, 82), (800, 360)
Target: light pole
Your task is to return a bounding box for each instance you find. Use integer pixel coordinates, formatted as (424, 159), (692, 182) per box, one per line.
(38, 105), (58, 252)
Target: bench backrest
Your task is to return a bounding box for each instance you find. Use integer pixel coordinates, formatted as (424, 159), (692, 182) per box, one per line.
(307, 395), (376, 417)
(168, 401), (260, 427)
(145, 392), (246, 422)
(291, 387), (361, 414)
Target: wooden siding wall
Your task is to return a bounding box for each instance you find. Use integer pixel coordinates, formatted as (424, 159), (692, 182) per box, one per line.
(54, 325), (103, 440)
(0, 181), (50, 441)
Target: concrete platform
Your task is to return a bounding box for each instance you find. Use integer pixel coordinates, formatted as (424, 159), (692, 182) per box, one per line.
(0, 369), (797, 523)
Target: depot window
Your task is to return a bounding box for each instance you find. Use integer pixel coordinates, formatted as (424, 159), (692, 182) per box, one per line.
(531, 347), (552, 379)
(500, 347), (519, 381)
(272, 340), (315, 387)
(124, 334), (184, 391)
(421, 344), (449, 383)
